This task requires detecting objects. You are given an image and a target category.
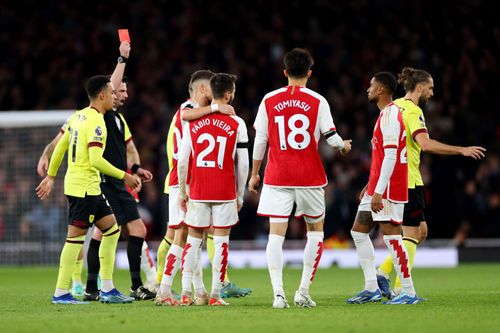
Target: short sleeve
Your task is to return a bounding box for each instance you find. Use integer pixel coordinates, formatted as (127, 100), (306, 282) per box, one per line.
(406, 111), (428, 140)
(118, 113), (132, 143)
(87, 114), (106, 148)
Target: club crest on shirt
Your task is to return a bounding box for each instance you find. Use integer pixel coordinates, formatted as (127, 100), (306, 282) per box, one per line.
(95, 126), (103, 136)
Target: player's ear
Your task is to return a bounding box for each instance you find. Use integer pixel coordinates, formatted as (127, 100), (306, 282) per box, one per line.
(416, 83), (423, 94)
(283, 69), (288, 78)
(307, 70), (312, 78)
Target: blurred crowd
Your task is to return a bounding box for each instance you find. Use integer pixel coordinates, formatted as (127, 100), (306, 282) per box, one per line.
(0, 0), (498, 245)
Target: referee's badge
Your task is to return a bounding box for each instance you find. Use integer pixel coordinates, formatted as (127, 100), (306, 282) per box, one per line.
(89, 215), (95, 223)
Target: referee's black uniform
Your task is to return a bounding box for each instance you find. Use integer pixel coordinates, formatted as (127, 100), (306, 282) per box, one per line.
(101, 110), (140, 224)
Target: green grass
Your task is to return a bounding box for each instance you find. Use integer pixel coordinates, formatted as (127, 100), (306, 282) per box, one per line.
(1, 264), (499, 333)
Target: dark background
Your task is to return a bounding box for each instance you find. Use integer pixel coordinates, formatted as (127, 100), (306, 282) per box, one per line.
(1, 0), (498, 244)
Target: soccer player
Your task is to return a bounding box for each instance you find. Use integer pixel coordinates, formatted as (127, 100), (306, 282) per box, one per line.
(156, 70), (250, 305)
(37, 42), (157, 300)
(248, 48), (351, 308)
(346, 72), (419, 305)
(156, 69), (226, 305)
(178, 73), (249, 306)
(36, 75), (141, 304)
(376, 68), (486, 297)
(83, 47), (157, 301)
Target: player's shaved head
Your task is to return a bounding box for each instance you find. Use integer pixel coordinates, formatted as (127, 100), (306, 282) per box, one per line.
(189, 70), (215, 94)
(284, 48), (314, 78)
(374, 72), (397, 95)
(86, 75), (111, 100)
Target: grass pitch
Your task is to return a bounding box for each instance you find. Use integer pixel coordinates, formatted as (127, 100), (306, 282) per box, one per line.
(1, 264), (499, 333)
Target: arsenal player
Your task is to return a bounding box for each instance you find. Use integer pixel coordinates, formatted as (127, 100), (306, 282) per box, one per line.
(346, 72), (420, 305)
(248, 48), (351, 308)
(178, 73), (249, 306)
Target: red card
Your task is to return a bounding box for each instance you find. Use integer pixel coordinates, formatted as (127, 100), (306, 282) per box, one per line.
(118, 29), (130, 43)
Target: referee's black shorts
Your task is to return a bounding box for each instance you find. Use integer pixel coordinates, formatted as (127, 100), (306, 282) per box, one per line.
(403, 186), (426, 227)
(101, 181), (140, 226)
(67, 194), (113, 228)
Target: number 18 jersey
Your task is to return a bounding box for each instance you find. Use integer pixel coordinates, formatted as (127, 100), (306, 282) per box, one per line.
(254, 86), (337, 188)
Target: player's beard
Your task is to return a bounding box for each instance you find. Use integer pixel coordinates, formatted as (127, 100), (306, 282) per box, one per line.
(368, 95), (378, 104)
(418, 95), (429, 107)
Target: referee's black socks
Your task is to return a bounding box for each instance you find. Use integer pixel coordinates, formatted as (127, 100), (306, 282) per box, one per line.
(128, 235), (145, 290)
(86, 238), (101, 293)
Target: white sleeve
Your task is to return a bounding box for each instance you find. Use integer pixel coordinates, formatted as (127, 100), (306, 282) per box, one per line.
(374, 148), (397, 194)
(178, 124), (192, 199)
(252, 100), (268, 160)
(318, 98), (344, 149)
(380, 107), (401, 148)
(235, 116), (249, 204)
(235, 116), (249, 144)
(236, 148), (249, 205)
(318, 98), (336, 134)
(374, 107), (401, 194)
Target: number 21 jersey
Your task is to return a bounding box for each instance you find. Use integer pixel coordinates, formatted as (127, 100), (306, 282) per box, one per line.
(183, 113), (248, 202)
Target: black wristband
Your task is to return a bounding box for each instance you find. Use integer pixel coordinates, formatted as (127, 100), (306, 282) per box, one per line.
(117, 56), (128, 64)
(131, 164), (140, 173)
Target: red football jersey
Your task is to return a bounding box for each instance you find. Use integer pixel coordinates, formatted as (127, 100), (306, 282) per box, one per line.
(168, 100), (195, 187)
(254, 86), (337, 187)
(184, 113), (248, 201)
(366, 103), (408, 202)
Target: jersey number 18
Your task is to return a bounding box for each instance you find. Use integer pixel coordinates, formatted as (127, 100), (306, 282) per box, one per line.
(274, 114), (311, 150)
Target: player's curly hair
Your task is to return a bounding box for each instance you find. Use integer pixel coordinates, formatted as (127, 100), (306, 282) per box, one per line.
(284, 48), (314, 78)
(397, 67), (432, 92)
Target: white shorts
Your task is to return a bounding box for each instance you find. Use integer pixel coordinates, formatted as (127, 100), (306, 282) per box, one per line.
(357, 193), (404, 224)
(185, 201), (238, 229)
(168, 187), (185, 229)
(257, 185), (325, 223)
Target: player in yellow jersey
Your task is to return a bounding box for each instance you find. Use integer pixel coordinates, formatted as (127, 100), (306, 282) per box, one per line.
(376, 68), (486, 298)
(36, 75), (141, 304)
